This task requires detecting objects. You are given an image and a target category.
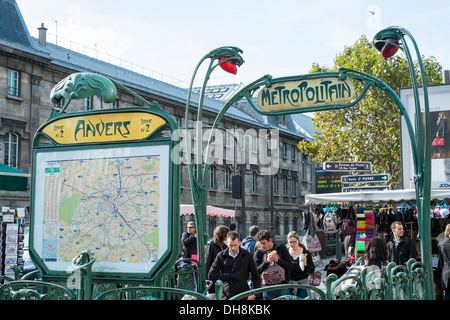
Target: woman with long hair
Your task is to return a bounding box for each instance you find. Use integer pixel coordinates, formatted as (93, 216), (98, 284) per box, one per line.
(205, 225), (230, 281)
(359, 236), (389, 269)
(287, 231), (315, 298)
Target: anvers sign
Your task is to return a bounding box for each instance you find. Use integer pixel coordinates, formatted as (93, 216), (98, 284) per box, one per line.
(41, 111), (166, 144)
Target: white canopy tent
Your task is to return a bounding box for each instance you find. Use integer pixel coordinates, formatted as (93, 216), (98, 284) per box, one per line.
(305, 189), (450, 205)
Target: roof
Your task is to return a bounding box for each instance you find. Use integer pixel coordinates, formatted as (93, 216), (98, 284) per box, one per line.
(0, 0), (31, 47)
(0, 0), (315, 141)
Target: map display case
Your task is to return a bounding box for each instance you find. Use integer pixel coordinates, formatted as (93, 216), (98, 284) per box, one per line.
(28, 73), (180, 281)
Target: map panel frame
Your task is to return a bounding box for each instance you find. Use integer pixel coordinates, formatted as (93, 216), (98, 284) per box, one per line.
(29, 142), (173, 277)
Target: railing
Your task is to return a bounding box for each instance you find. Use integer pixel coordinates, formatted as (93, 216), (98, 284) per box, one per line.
(0, 258), (428, 300)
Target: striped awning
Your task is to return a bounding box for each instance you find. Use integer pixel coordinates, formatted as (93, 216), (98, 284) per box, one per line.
(180, 204), (235, 217)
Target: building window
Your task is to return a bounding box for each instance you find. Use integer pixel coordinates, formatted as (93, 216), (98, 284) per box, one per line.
(291, 178), (296, 196)
(83, 97), (92, 110)
(225, 168), (231, 190)
(293, 216), (298, 232)
(209, 166), (216, 189)
(224, 129), (230, 147)
(4, 133), (18, 168)
(251, 215), (258, 226)
(284, 215), (289, 236)
(302, 155), (308, 181)
(282, 176), (288, 195)
(252, 172), (257, 193)
(273, 175), (278, 195)
(109, 100), (118, 109)
(291, 144), (296, 161)
(7, 70), (19, 96)
(175, 116), (183, 128)
(282, 142), (287, 158)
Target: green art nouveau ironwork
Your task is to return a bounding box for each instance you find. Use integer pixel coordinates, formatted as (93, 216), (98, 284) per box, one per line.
(0, 26), (434, 300)
(25, 71), (182, 298)
(185, 26), (432, 300)
(184, 46), (244, 289)
(373, 26), (433, 299)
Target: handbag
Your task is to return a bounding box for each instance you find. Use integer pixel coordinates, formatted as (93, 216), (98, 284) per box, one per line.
(308, 271), (322, 286)
(432, 137), (445, 147)
(340, 208), (356, 236)
(262, 253), (285, 285)
(302, 211), (322, 253)
(303, 233), (322, 253)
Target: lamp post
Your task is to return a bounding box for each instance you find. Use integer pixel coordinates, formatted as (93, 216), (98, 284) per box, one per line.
(185, 47), (244, 289)
(373, 26), (434, 299)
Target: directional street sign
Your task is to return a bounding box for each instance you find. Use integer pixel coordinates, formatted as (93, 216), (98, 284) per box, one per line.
(323, 161), (372, 172)
(341, 173), (391, 184)
(342, 186), (391, 192)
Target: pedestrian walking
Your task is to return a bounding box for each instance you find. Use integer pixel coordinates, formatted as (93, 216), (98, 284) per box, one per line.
(205, 225), (229, 278)
(181, 221), (197, 264)
(438, 224), (450, 300)
(208, 231), (261, 300)
(254, 229), (293, 300)
(241, 225), (259, 254)
(387, 221), (418, 265)
(287, 231), (314, 298)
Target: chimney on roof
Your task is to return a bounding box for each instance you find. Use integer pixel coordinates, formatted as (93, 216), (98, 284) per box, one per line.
(38, 23), (47, 46)
(444, 70), (450, 84)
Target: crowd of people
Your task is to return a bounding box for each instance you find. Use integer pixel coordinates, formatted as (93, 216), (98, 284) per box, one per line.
(181, 219), (450, 300)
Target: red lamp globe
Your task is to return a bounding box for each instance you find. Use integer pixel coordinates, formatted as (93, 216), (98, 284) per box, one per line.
(218, 56), (238, 75)
(380, 37), (400, 59)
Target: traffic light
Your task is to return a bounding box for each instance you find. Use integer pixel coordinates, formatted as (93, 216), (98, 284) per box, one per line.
(232, 175), (242, 199)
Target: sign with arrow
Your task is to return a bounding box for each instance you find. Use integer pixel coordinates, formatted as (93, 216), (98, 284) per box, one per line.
(341, 173), (391, 183)
(323, 161), (372, 172)
(342, 186), (391, 192)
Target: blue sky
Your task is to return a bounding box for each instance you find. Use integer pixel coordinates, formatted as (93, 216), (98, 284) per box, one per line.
(16, 0), (450, 87)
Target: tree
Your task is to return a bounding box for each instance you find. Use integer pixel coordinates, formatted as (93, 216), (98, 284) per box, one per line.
(298, 35), (442, 188)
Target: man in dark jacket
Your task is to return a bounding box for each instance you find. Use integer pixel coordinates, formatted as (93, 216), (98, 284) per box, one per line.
(181, 222), (197, 262)
(208, 231), (261, 300)
(254, 229), (293, 300)
(387, 221), (418, 265)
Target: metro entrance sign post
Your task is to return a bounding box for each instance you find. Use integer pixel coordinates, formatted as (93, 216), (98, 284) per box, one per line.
(185, 27), (433, 299)
(181, 26), (433, 299)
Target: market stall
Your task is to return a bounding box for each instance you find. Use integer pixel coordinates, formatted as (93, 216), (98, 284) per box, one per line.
(305, 188), (450, 205)
(305, 188), (450, 268)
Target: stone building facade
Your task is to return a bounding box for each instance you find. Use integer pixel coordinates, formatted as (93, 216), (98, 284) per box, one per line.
(0, 0), (316, 241)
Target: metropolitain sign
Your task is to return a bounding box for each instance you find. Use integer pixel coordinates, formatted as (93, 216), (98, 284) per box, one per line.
(257, 76), (356, 112)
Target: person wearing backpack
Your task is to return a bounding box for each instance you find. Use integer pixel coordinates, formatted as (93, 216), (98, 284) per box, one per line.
(254, 229), (294, 300)
(241, 225), (259, 254)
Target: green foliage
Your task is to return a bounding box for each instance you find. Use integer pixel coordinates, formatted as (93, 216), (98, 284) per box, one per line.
(298, 35), (442, 188)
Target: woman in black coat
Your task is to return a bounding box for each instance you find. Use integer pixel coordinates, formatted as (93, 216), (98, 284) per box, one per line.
(205, 225), (229, 279)
(287, 231), (315, 298)
(438, 224), (450, 300)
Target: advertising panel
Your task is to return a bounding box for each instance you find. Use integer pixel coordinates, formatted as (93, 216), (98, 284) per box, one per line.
(400, 84), (450, 189)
